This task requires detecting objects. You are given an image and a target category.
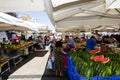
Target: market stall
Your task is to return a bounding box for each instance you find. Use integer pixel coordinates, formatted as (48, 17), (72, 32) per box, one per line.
(0, 40), (36, 75)
(67, 49), (120, 80)
(0, 0), (120, 80)
(0, 13), (43, 79)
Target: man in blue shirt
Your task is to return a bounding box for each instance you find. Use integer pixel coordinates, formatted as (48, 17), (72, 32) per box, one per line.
(86, 36), (96, 50)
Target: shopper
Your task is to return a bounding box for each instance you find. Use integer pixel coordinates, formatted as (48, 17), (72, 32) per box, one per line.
(44, 36), (47, 45)
(86, 36), (96, 50)
(49, 39), (56, 69)
(65, 35), (75, 51)
(54, 40), (66, 76)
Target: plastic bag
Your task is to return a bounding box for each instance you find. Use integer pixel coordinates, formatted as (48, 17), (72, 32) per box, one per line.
(47, 59), (52, 69)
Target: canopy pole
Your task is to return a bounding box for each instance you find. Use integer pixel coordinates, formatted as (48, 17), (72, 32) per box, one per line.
(119, 24), (120, 34)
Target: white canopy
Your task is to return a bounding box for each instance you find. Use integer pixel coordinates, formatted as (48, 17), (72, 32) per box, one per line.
(106, 0), (120, 9)
(0, 12), (35, 31)
(0, 0), (120, 32)
(47, 0), (120, 32)
(0, 0), (45, 12)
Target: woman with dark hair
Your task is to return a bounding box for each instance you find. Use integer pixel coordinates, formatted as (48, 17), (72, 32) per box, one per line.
(54, 40), (66, 76)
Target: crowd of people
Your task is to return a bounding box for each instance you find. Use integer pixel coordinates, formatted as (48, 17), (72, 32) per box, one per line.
(48, 35), (90, 76)
(48, 31), (120, 77)
(2, 31), (120, 77)
(49, 35), (75, 76)
(3, 31), (120, 77)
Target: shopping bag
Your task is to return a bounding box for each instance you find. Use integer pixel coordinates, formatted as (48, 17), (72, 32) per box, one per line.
(47, 59), (52, 69)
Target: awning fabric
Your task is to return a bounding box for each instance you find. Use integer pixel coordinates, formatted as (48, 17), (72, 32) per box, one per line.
(0, 12), (34, 31)
(106, 0), (120, 9)
(0, 0), (120, 32)
(0, 0), (45, 12)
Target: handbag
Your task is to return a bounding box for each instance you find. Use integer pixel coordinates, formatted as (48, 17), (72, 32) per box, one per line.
(47, 59), (52, 69)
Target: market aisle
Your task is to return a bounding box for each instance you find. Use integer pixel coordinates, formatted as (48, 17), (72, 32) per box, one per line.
(2, 46), (49, 80)
(7, 46), (50, 80)
(8, 57), (47, 80)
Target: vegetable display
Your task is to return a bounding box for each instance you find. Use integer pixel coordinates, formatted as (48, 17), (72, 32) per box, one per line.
(68, 50), (120, 77)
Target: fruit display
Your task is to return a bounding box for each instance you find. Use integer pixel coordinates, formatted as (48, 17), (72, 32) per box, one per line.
(0, 41), (33, 50)
(91, 55), (109, 63)
(89, 49), (100, 54)
(0, 56), (9, 64)
(68, 50), (120, 78)
(8, 44), (21, 50)
(20, 41), (33, 47)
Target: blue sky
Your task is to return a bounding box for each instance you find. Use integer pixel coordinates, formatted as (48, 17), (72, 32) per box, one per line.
(17, 12), (55, 30)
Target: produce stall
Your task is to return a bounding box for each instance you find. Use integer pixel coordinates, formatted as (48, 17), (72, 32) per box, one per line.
(67, 49), (120, 80)
(0, 56), (10, 75)
(0, 41), (36, 77)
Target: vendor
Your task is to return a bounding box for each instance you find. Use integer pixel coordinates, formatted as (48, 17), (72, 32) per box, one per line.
(12, 34), (19, 44)
(2, 38), (9, 45)
(28, 35), (33, 41)
(86, 36), (96, 50)
(13, 34), (19, 41)
(109, 35), (118, 46)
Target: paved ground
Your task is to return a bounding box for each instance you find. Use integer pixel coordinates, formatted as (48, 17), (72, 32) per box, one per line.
(2, 50), (69, 80)
(2, 50), (48, 80)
